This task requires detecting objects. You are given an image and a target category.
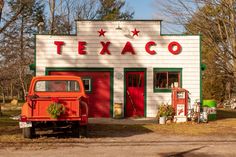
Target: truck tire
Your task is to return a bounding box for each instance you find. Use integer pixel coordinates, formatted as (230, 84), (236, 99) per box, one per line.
(80, 125), (88, 138)
(23, 126), (35, 139)
(71, 122), (80, 137)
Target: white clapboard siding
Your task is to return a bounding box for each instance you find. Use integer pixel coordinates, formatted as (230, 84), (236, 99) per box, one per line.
(77, 21), (161, 30)
(36, 21), (200, 117)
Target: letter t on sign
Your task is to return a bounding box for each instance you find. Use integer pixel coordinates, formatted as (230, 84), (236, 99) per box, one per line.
(54, 41), (64, 55)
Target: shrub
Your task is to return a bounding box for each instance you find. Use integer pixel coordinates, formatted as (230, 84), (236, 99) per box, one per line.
(157, 104), (175, 118)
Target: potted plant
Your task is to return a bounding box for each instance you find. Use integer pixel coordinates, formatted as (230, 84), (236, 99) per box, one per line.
(166, 105), (175, 123)
(157, 104), (175, 124)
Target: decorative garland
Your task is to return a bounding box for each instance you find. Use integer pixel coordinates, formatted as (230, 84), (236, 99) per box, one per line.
(47, 98), (65, 119)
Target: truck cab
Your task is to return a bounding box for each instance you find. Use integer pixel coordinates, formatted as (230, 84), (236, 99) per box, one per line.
(20, 76), (88, 138)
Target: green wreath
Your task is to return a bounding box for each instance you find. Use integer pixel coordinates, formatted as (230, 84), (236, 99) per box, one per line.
(47, 102), (65, 119)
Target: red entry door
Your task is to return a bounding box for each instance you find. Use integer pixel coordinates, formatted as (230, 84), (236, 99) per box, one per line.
(125, 71), (145, 117)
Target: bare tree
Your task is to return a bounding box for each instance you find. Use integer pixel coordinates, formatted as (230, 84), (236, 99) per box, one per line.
(64, 0), (72, 34)
(0, 0), (44, 102)
(46, 0), (100, 34)
(0, 3), (25, 33)
(76, 0), (99, 20)
(49, 0), (55, 34)
(0, 0), (3, 22)
(154, 0), (236, 100)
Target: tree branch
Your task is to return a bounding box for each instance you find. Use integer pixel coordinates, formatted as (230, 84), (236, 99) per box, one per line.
(0, 5), (25, 34)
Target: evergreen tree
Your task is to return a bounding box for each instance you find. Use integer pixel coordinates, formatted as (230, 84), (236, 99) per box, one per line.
(97, 0), (134, 20)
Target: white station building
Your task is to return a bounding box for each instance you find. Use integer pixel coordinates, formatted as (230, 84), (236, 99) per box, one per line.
(32, 20), (202, 118)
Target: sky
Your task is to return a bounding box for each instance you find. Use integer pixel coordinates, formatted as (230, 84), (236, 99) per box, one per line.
(125, 0), (185, 34)
(42, 0), (186, 34)
(126, 0), (156, 19)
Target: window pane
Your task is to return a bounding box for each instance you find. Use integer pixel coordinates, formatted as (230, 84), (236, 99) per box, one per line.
(35, 81), (46, 91)
(82, 79), (91, 92)
(35, 80), (80, 92)
(168, 72), (179, 88)
(128, 75), (133, 87)
(127, 74), (142, 87)
(137, 74), (142, 87)
(69, 81), (80, 91)
(155, 72), (167, 88)
(49, 81), (67, 91)
(133, 75), (138, 87)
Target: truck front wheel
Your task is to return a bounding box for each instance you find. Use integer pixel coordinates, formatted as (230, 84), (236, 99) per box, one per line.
(23, 126), (35, 138)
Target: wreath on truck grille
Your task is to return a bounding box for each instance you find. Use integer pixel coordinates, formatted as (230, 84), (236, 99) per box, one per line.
(47, 98), (65, 119)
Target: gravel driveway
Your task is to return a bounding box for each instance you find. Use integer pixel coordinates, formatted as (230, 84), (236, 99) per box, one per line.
(0, 118), (236, 157)
(1, 133), (236, 157)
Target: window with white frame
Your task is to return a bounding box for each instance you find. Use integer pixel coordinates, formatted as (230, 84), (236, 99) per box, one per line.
(82, 78), (92, 92)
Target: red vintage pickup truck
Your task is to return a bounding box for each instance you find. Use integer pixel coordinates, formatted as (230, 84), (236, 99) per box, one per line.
(20, 76), (89, 138)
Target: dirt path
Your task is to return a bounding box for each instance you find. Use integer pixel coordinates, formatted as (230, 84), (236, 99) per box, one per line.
(0, 132), (236, 157)
(1, 116), (236, 157)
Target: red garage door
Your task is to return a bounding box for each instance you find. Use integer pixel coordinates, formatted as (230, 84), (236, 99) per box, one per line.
(49, 71), (111, 118)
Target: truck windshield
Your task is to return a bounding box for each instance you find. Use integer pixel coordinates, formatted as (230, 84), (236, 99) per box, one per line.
(35, 80), (80, 92)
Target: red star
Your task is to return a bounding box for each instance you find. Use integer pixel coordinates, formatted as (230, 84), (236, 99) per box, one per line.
(98, 29), (106, 37)
(131, 28), (140, 37)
